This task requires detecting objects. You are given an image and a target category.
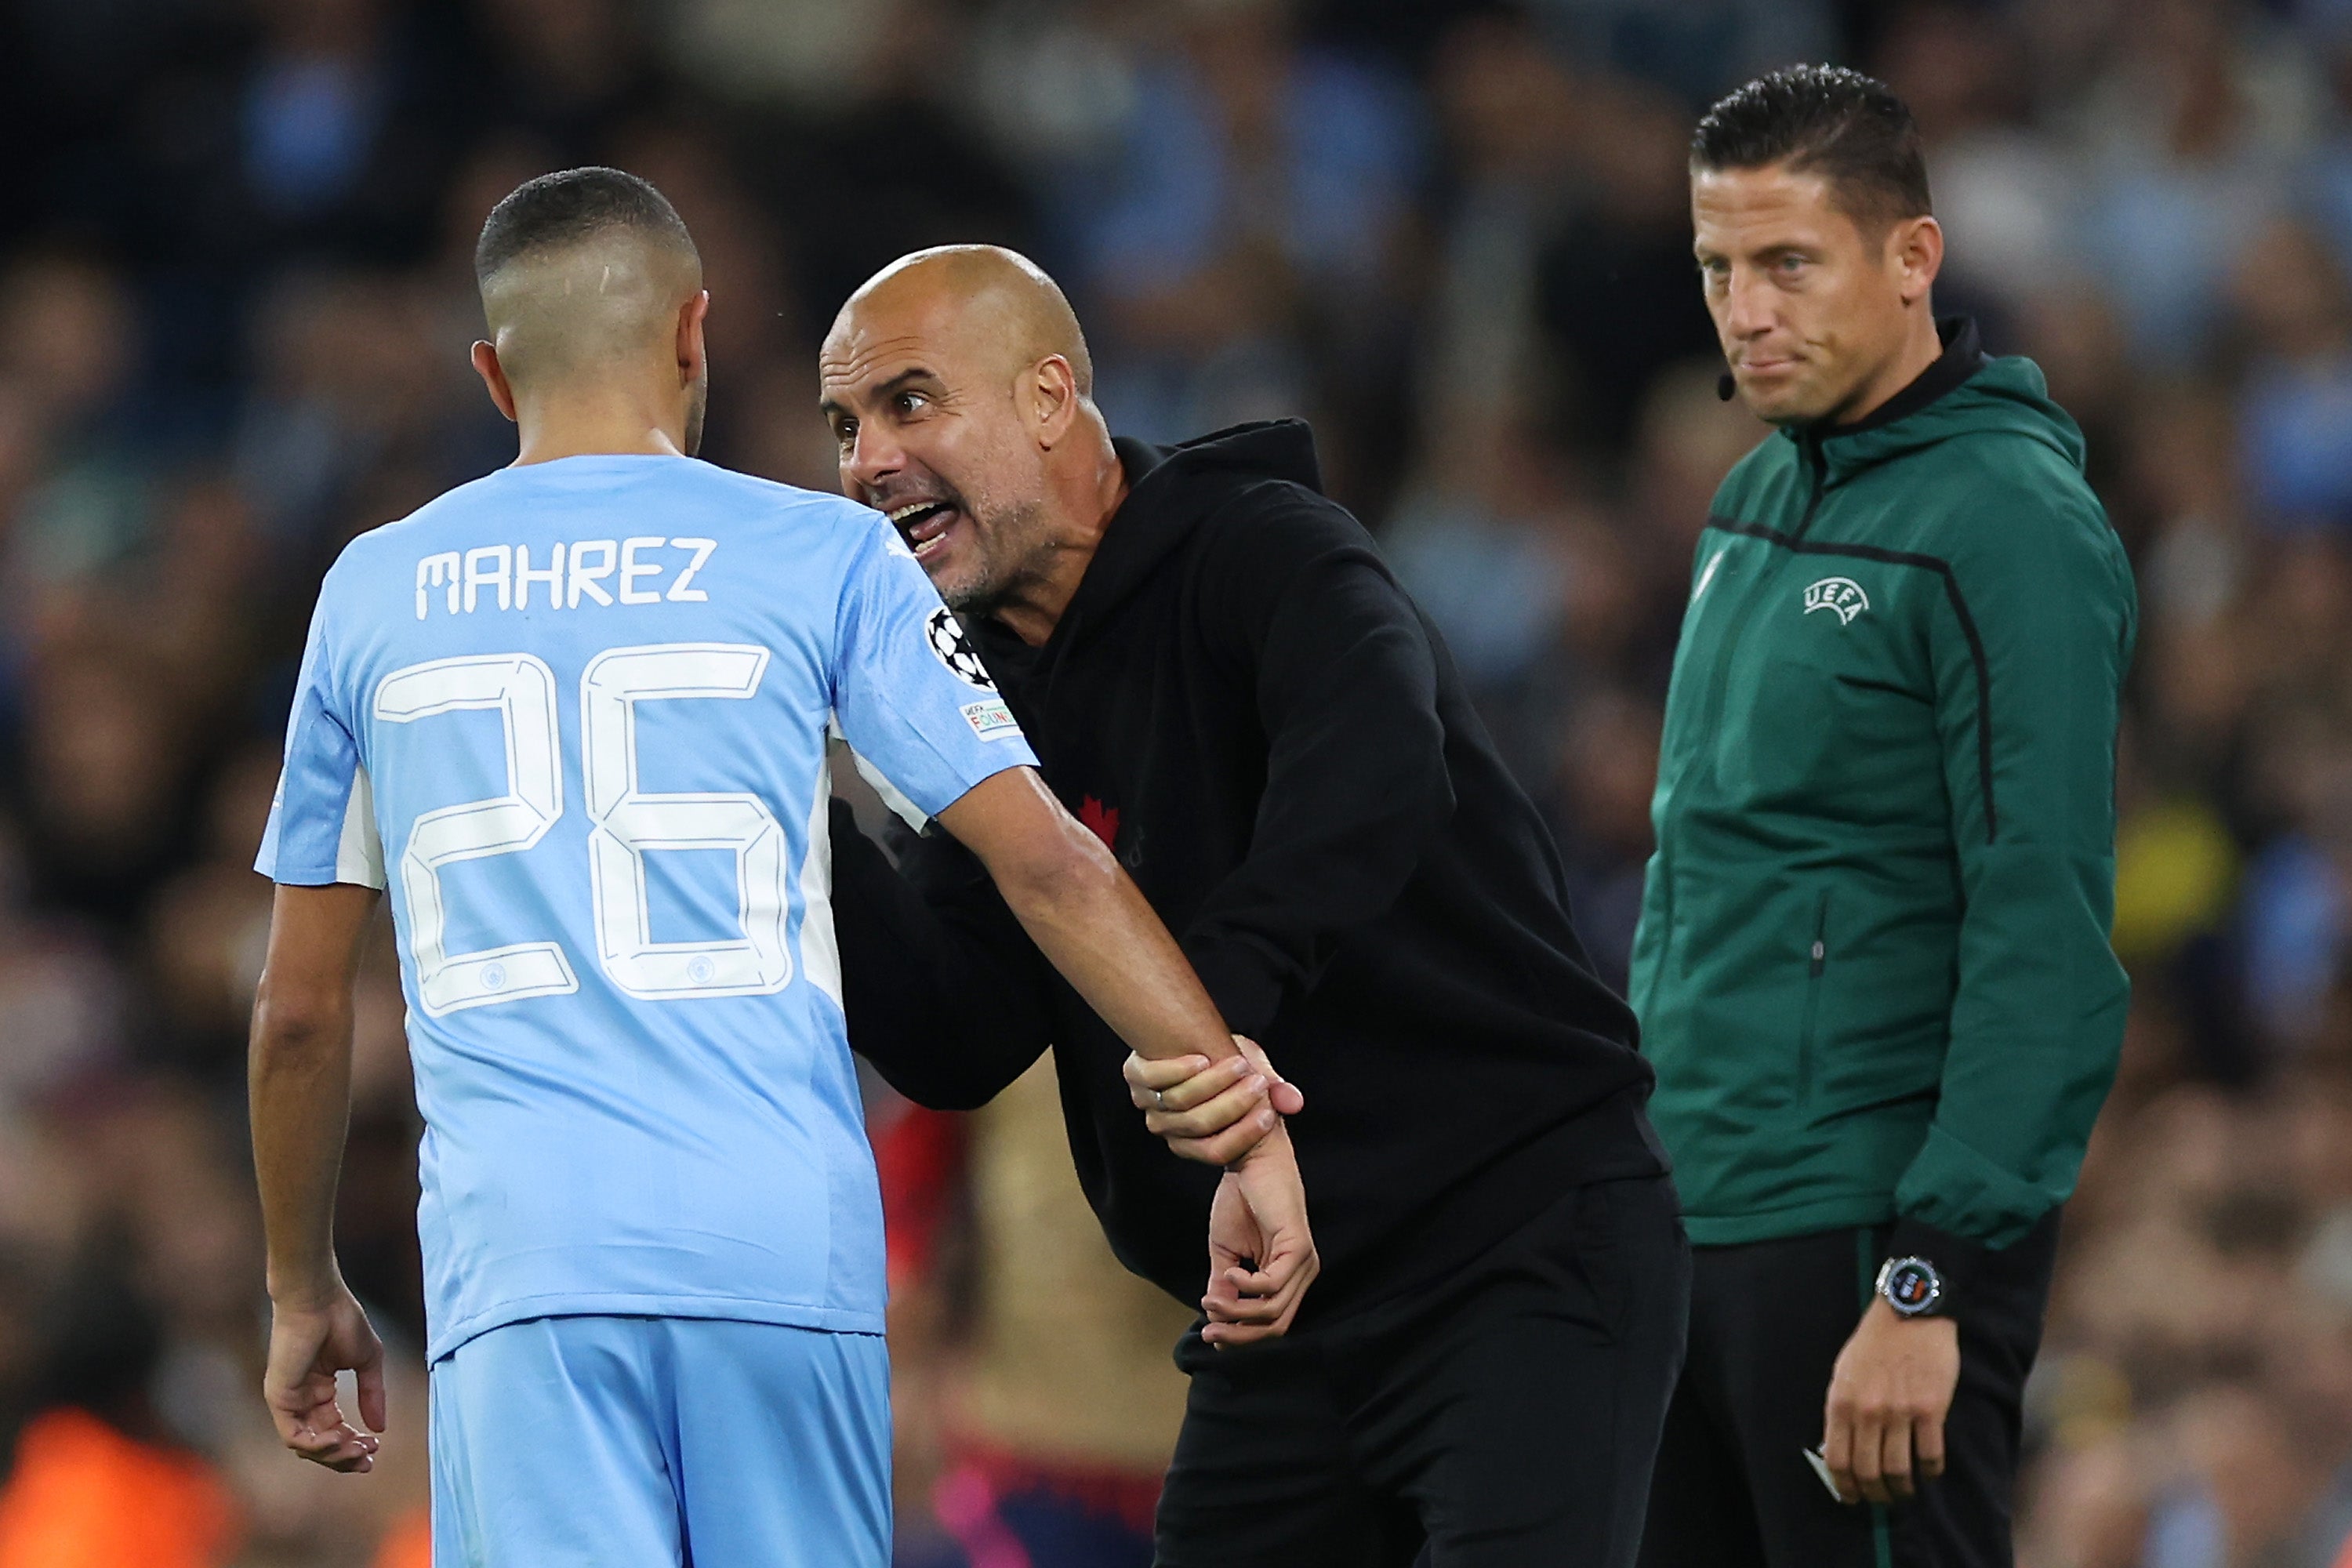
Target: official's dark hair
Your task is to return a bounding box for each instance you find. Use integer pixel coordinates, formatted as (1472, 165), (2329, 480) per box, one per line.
(1690, 65), (1931, 228)
(474, 167), (697, 285)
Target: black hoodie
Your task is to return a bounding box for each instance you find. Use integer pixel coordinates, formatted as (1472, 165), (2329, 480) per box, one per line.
(831, 420), (1668, 1324)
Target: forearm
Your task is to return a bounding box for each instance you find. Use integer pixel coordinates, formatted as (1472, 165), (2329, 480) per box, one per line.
(1899, 804), (2129, 1241)
(830, 800), (1052, 1109)
(938, 768), (1240, 1068)
(249, 987), (357, 1306)
(994, 823), (1239, 1065)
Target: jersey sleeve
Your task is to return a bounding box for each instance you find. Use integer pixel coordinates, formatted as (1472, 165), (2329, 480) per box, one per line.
(255, 593), (386, 889)
(829, 518), (1036, 816)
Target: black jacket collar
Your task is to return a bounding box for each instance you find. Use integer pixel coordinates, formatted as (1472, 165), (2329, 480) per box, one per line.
(996, 420), (1323, 655)
(1817, 316), (1987, 440)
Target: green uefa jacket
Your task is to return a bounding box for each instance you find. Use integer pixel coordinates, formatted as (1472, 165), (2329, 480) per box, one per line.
(1629, 321), (2136, 1264)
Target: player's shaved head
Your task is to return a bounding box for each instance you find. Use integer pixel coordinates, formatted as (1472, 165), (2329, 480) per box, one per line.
(830, 245), (1093, 398)
(474, 168), (703, 394)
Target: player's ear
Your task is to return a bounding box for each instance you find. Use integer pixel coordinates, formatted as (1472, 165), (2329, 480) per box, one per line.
(1031, 354), (1080, 450)
(677, 291), (711, 388)
(471, 341), (518, 424)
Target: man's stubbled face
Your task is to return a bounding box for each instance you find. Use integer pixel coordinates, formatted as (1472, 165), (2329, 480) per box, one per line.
(819, 292), (1053, 616)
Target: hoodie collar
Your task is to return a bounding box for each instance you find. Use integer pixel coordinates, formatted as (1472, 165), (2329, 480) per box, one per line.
(1815, 315), (1987, 441)
(1001, 419), (1322, 655)
(1114, 434), (1166, 488)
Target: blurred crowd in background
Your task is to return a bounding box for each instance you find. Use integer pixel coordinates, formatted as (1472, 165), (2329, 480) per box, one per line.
(4, 0), (2352, 1563)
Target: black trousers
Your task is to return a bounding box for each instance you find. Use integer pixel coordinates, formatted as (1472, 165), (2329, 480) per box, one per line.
(1638, 1214), (2060, 1568)
(1154, 1174), (1690, 1568)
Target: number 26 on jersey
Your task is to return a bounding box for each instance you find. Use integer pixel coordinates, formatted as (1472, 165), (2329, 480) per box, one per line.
(373, 642), (793, 1016)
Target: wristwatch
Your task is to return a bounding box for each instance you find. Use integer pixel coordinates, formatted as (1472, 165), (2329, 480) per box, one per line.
(1875, 1256), (1945, 1318)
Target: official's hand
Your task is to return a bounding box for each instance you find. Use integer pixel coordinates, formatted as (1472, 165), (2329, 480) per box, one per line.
(263, 1284), (387, 1473)
(1821, 1298), (1958, 1504)
(1124, 1037), (1305, 1164)
(1202, 1122), (1319, 1347)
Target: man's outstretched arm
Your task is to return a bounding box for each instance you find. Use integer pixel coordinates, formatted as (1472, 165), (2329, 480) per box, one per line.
(938, 769), (1248, 1076)
(836, 794), (1300, 1152)
(829, 797), (1058, 1110)
(936, 766), (1319, 1343)
(826, 521), (1314, 1338)
(249, 880), (388, 1473)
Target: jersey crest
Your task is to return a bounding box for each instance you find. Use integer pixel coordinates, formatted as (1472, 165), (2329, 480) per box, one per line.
(1802, 576), (1870, 626)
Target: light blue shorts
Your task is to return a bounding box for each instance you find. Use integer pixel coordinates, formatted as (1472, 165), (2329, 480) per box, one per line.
(428, 1315), (890, 1567)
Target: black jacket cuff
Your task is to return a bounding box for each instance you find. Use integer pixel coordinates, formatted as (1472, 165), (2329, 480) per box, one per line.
(1185, 938), (1289, 1042)
(1883, 1217), (1997, 1306)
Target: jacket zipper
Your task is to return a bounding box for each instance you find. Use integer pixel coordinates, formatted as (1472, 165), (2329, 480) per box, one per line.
(1696, 436), (1829, 760)
(1788, 433), (1829, 541)
(1798, 887), (1829, 1102)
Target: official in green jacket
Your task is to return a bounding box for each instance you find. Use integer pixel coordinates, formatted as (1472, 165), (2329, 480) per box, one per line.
(1635, 67), (2134, 1568)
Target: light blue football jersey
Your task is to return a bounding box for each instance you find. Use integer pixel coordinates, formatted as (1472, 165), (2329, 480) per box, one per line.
(256, 454), (1035, 1360)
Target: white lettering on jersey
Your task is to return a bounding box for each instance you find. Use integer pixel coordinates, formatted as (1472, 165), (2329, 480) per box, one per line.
(517, 542), (564, 609)
(1802, 576), (1870, 625)
(666, 538), (717, 601)
(465, 546), (512, 612)
(414, 539), (721, 619)
(619, 536), (666, 604)
(416, 553), (460, 619)
(569, 539), (617, 606)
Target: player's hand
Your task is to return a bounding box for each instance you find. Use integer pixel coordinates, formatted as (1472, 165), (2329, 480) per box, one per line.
(1821, 1298), (1958, 1504)
(263, 1283), (387, 1474)
(1125, 1036), (1305, 1165)
(1202, 1121), (1319, 1348)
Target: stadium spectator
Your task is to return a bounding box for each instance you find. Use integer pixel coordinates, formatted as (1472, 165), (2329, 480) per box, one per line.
(4, 5), (2352, 1565)
(1062, 0), (1425, 461)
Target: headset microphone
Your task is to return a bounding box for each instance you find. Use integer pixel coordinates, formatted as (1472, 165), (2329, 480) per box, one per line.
(1717, 371), (1737, 401)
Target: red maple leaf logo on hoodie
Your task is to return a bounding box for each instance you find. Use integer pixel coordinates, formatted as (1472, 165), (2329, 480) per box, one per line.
(1077, 796), (1121, 851)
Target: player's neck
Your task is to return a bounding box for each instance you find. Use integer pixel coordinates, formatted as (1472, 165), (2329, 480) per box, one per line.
(510, 387), (691, 466)
(989, 441), (1131, 648)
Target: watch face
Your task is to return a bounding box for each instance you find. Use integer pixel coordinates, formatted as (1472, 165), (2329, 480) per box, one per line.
(1883, 1258), (1940, 1315)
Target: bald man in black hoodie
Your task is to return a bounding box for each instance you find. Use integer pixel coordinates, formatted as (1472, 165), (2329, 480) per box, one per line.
(817, 245), (1688, 1568)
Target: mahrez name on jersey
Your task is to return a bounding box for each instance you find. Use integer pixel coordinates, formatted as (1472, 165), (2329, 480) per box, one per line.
(415, 536), (719, 619)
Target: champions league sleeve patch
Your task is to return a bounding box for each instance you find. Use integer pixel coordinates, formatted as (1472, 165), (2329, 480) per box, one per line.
(924, 606), (999, 691)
